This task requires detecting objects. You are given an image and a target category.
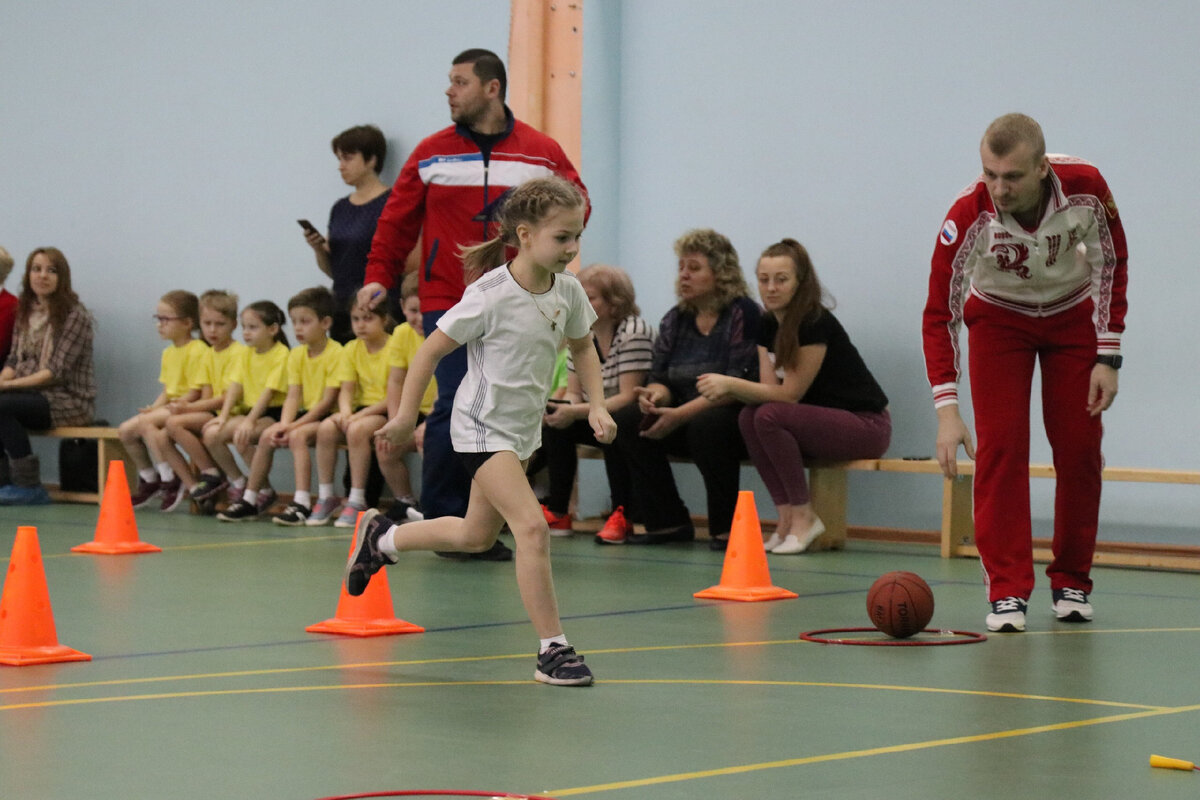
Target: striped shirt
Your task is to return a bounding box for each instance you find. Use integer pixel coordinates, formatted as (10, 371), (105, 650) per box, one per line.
(568, 314), (655, 399)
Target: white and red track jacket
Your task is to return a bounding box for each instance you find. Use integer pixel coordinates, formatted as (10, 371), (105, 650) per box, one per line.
(364, 110), (586, 314)
(921, 155), (1128, 408)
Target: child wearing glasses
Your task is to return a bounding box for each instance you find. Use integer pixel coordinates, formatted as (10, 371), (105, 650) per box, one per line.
(119, 290), (210, 510)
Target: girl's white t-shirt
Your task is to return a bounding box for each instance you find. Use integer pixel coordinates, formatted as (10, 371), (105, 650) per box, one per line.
(439, 264), (596, 461)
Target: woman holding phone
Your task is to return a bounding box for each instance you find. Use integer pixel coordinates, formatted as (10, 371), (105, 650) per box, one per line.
(301, 125), (393, 343)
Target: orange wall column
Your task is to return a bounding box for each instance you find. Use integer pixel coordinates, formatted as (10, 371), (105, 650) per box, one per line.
(507, 0), (584, 171)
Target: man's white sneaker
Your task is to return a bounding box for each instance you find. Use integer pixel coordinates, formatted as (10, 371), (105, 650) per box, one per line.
(986, 596), (1028, 632)
(1052, 587), (1093, 622)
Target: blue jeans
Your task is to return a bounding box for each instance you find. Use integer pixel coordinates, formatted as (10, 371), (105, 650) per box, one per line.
(421, 310), (470, 517)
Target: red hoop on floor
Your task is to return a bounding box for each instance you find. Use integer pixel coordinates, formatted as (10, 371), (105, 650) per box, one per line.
(799, 627), (987, 646)
(314, 792), (559, 800)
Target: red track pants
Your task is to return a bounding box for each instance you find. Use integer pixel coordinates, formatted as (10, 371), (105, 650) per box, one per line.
(965, 296), (1103, 602)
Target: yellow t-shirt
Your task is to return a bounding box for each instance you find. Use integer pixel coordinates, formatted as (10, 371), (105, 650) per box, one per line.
(231, 341), (289, 414)
(335, 338), (391, 408)
(159, 339), (209, 399)
(286, 338), (344, 412)
(201, 340), (247, 401)
(387, 323), (436, 416)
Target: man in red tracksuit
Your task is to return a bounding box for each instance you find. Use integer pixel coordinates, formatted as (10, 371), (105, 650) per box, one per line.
(922, 113), (1128, 633)
(359, 49), (586, 560)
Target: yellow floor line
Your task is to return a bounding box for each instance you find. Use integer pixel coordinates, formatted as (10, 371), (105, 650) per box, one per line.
(0, 676), (1173, 714)
(548, 703), (1200, 796)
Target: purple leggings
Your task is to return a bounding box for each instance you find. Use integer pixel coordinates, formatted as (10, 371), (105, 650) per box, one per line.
(738, 403), (891, 506)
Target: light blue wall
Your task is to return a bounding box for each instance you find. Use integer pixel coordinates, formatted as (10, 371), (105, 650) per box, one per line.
(582, 0), (1200, 535)
(3, 1), (1196, 536)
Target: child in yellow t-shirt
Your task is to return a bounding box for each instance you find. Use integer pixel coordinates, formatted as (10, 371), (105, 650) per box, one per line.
(219, 288), (343, 523)
(203, 301), (289, 516)
(376, 272), (435, 521)
(308, 299), (392, 527)
(120, 290), (209, 511)
(164, 290), (245, 509)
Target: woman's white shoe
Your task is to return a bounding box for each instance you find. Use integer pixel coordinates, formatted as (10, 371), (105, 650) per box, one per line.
(763, 532), (784, 551)
(770, 518), (826, 554)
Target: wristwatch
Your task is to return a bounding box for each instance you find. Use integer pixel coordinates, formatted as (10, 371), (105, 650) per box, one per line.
(1096, 354), (1123, 370)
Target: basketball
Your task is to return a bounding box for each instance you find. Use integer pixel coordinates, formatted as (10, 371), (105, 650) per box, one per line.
(866, 571), (935, 638)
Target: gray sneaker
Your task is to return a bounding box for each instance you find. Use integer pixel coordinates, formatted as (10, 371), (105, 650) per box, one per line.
(334, 501), (368, 528)
(305, 496), (341, 526)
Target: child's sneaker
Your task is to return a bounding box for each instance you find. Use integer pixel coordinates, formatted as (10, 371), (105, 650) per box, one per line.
(386, 497), (424, 523)
(226, 482), (246, 505)
(593, 506), (632, 545)
(535, 643), (594, 686)
(254, 487), (278, 515)
(130, 477), (161, 509)
(344, 509), (396, 596)
(541, 504), (573, 536)
(334, 501), (368, 528)
(216, 499), (260, 522)
(189, 473), (227, 502)
(305, 496), (341, 526)
(272, 502), (311, 526)
(986, 596), (1028, 632)
(159, 477), (186, 512)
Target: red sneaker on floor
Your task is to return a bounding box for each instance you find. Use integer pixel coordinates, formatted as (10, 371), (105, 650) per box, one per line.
(594, 506), (632, 545)
(541, 504), (573, 535)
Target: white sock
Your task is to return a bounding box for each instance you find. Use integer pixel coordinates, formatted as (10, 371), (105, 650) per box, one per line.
(293, 490), (312, 509)
(230, 476), (247, 490)
(377, 526), (399, 560)
(156, 462), (174, 482)
(318, 483), (334, 500)
(348, 488), (366, 506)
(242, 489), (258, 505)
(202, 468), (222, 478)
(539, 636), (568, 654)
(139, 468), (157, 483)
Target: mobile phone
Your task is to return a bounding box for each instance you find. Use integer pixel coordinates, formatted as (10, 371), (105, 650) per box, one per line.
(297, 219), (319, 235)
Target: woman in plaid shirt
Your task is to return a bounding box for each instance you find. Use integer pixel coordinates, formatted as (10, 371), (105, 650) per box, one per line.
(0, 247), (95, 504)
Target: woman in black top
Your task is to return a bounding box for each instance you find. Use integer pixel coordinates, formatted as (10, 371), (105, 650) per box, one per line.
(697, 238), (890, 554)
(302, 125), (393, 343)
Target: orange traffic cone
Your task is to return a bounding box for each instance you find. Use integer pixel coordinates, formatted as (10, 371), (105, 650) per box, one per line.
(695, 491), (798, 602)
(307, 514), (423, 637)
(72, 462), (161, 555)
(0, 527), (92, 665)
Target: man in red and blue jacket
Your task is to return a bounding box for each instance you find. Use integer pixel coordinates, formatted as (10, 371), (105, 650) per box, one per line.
(361, 49), (586, 557)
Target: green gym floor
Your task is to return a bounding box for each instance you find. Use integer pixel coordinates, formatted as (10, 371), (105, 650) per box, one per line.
(2, 503), (1199, 800)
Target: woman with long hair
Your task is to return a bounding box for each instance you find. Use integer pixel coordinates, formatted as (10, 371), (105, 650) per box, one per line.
(0, 247), (96, 504)
(697, 238), (890, 553)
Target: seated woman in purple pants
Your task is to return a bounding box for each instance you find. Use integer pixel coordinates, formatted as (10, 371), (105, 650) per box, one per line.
(697, 238), (890, 554)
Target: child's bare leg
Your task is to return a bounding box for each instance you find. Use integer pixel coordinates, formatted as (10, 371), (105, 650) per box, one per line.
(377, 438), (416, 500)
(139, 409), (175, 471)
(473, 452), (562, 638)
(315, 418), (341, 487)
(388, 478), (504, 554)
(245, 425), (278, 493)
(166, 413), (218, 483)
(204, 419), (244, 481)
(346, 415), (386, 494)
(288, 423), (320, 496)
(118, 414), (154, 472)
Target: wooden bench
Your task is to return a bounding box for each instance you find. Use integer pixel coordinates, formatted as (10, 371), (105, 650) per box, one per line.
(33, 426), (135, 503)
(577, 446), (1200, 571)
